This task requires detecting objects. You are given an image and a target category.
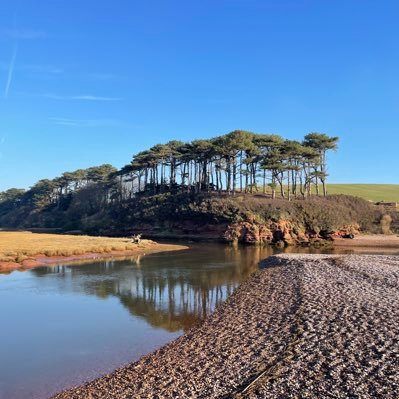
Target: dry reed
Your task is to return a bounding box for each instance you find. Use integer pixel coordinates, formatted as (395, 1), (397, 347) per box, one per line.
(0, 232), (149, 262)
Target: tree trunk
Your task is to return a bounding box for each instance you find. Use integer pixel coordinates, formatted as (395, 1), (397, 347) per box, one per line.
(322, 180), (327, 196)
(252, 163), (258, 192)
(239, 152), (243, 192)
(226, 159), (231, 194)
(263, 169), (266, 194)
(232, 158), (237, 196)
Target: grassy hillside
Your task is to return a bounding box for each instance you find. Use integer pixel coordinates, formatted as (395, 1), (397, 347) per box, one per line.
(327, 185), (399, 203)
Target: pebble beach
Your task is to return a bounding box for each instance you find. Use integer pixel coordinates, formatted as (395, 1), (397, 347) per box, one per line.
(51, 254), (399, 398)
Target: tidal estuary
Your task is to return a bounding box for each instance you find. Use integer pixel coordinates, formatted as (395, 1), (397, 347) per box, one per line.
(0, 243), (397, 399)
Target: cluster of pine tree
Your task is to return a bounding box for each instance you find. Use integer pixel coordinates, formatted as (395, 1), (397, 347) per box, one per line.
(119, 131), (338, 200)
(0, 164), (117, 216)
(0, 131), (338, 216)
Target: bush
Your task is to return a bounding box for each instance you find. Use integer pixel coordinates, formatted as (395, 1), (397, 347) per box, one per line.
(0, 189), (381, 237)
(380, 214), (392, 235)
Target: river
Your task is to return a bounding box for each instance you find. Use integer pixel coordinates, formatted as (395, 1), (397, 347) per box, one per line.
(0, 242), (397, 399)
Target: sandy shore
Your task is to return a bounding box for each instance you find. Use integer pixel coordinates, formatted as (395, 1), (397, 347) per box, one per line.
(334, 234), (399, 248)
(51, 254), (399, 398)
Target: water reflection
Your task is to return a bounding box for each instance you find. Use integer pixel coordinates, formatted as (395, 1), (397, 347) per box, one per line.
(29, 244), (276, 332)
(27, 243), (399, 333)
(2, 243), (398, 399)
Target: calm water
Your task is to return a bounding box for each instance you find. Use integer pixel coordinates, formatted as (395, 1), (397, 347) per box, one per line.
(0, 243), (397, 399)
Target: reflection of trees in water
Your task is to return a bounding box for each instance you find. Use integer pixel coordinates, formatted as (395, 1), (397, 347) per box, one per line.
(26, 243), (396, 331)
(123, 245), (279, 331)
(117, 271), (238, 332)
(29, 244), (276, 332)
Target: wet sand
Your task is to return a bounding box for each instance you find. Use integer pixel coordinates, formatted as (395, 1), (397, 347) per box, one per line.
(51, 254), (399, 398)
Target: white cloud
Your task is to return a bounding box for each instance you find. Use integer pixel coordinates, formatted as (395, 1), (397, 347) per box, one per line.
(0, 62), (63, 75)
(49, 117), (119, 127)
(4, 42), (18, 98)
(1, 28), (46, 40)
(22, 64), (64, 74)
(44, 94), (122, 101)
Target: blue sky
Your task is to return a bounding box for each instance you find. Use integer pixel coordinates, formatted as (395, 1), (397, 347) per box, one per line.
(0, 0), (398, 191)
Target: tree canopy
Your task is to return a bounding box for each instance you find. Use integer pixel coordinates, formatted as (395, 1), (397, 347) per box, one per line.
(0, 131), (338, 220)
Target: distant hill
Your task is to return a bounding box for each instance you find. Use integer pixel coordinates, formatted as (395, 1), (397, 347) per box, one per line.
(327, 184), (399, 203)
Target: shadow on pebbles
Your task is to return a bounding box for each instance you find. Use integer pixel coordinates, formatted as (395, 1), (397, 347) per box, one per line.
(52, 254), (399, 399)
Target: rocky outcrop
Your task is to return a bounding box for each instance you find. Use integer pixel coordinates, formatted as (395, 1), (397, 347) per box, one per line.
(223, 220), (305, 245)
(124, 220), (361, 246)
(223, 222), (273, 244)
(114, 219), (362, 246)
(329, 223), (360, 239)
(222, 221), (360, 246)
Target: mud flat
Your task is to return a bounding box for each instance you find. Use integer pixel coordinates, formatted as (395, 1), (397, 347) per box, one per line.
(51, 254), (399, 399)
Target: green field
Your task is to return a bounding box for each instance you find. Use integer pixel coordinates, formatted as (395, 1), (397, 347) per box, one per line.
(257, 184), (399, 203)
(327, 184), (399, 203)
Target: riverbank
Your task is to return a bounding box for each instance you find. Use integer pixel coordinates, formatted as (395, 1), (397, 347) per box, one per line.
(0, 232), (187, 273)
(333, 233), (399, 248)
(51, 254), (399, 398)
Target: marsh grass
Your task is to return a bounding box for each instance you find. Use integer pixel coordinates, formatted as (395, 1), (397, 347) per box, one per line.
(0, 232), (147, 262)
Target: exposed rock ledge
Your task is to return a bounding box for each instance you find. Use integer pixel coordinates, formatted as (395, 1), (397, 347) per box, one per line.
(51, 254), (399, 399)
(222, 221), (360, 245)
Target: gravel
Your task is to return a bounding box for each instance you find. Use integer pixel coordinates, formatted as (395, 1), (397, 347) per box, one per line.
(51, 254), (399, 399)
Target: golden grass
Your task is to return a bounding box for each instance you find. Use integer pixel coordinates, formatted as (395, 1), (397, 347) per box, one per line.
(0, 232), (152, 262)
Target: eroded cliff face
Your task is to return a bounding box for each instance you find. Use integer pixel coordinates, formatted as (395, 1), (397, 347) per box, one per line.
(126, 219), (360, 246)
(222, 221), (360, 246)
(116, 194), (369, 245)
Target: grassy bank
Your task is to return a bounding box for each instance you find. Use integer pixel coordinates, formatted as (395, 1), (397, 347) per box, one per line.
(326, 184), (399, 203)
(0, 232), (186, 269)
(258, 184), (399, 203)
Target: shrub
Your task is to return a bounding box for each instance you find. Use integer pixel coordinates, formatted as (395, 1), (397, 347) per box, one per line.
(380, 214), (392, 235)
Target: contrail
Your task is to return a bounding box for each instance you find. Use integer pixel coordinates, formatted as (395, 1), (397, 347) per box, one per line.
(4, 41), (18, 98)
